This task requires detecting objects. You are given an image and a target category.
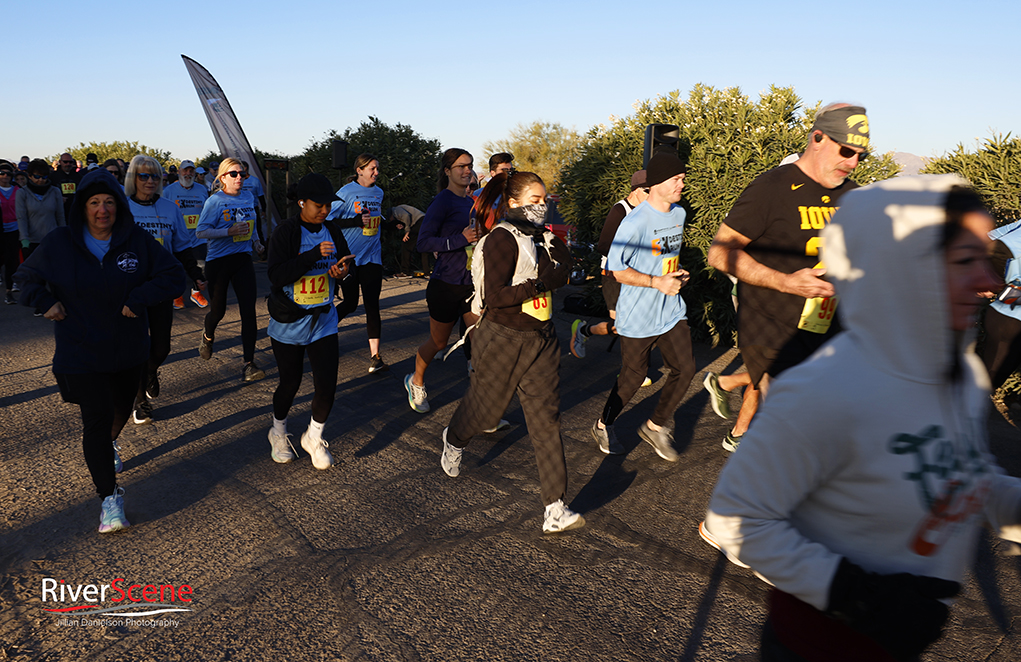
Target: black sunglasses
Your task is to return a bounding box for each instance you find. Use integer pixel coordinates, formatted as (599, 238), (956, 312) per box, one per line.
(136, 172), (160, 181)
(223, 171), (247, 179)
(838, 144), (868, 161)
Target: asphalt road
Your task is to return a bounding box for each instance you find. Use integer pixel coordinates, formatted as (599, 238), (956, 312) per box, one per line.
(1, 265), (1020, 661)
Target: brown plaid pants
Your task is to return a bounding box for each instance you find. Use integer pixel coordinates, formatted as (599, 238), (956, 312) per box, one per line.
(447, 319), (567, 506)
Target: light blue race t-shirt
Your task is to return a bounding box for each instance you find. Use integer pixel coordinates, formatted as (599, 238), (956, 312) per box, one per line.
(606, 201), (687, 338)
(327, 181), (383, 266)
(197, 191), (258, 262)
(268, 223), (339, 345)
(163, 181), (208, 245)
(129, 198), (193, 253)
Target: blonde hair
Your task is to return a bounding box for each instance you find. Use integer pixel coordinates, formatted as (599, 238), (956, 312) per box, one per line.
(124, 155), (164, 197)
(213, 158), (243, 194)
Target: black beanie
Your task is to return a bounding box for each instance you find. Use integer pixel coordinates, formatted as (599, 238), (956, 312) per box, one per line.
(646, 149), (687, 187)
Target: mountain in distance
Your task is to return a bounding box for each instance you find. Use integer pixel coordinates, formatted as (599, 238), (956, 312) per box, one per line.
(893, 152), (926, 176)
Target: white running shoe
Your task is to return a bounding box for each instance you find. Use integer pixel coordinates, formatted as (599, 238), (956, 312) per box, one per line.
(268, 428), (296, 463)
(301, 430), (333, 470)
(98, 487), (130, 534)
(405, 374), (430, 413)
(483, 419), (510, 433)
(440, 427), (462, 477)
(542, 499), (585, 533)
(570, 319), (587, 358)
(698, 520), (750, 568)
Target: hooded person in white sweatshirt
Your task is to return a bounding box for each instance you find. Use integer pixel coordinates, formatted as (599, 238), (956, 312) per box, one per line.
(705, 174), (1021, 662)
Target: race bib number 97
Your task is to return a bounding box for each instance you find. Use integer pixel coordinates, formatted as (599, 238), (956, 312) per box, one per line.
(522, 291), (552, 321)
(293, 274), (329, 305)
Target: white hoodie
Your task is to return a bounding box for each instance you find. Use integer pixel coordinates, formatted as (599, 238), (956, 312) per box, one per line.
(706, 174), (1021, 611)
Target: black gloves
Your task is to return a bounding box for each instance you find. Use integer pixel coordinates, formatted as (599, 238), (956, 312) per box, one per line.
(826, 557), (960, 661)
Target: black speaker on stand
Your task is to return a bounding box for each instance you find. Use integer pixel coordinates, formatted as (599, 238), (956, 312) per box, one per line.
(643, 124), (680, 167)
(331, 140), (348, 169)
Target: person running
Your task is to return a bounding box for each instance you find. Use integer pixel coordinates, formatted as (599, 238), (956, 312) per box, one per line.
(404, 148), (480, 413)
(266, 173), (353, 470)
(571, 169), (648, 357)
(14, 169), (184, 533)
(1, 163), (21, 305)
(440, 170), (583, 533)
(195, 158), (266, 383)
(327, 153), (389, 373)
(16, 159), (65, 316)
(124, 155), (207, 425)
(162, 159), (210, 309)
(705, 176), (1019, 662)
(591, 149), (695, 461)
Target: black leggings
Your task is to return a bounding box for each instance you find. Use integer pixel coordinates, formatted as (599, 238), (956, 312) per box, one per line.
(271, 334), (339, 423)
(336, 262), (383, 340)
(203, 252), (258, 362)
(1, 230), (19, 291)
(137, 299), (173, 402)
(601, 320), (696, 428)
(982, 307), (1021, 390)
(56, 364), (142, 499)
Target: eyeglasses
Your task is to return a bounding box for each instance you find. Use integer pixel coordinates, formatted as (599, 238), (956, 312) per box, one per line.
(60, 160), (74, 165)
(223, 171), (247, 179)
(29, 173), (50, 180)
(136, 172), (159, 181)
(837, 144), (868, 161)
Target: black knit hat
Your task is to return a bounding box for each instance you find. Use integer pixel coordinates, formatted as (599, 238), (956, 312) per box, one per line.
(296, 173), (340, 205)
(645, 149), (687, 188)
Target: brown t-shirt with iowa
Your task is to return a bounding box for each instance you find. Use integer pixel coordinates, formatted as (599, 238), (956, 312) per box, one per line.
(724, 163), (857, 351)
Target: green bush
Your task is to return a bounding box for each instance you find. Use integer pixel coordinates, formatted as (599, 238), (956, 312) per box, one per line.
(557, 84), (900, 346)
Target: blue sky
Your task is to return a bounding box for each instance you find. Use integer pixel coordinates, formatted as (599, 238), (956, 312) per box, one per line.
(8, 0), (1018, 168)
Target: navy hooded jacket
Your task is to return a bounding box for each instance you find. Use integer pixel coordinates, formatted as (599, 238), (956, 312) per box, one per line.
(14, 169), (185, 374)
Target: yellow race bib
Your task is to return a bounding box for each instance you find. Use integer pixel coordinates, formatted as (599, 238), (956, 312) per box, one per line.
(362, 215), (381, 236)
(184, 214), (199, 230)
(661, 255), (679, 275)
(233, 220), (253, 243)
(522, 291), (552, 321)
(61, 182), (76, 196)
(293, 274), (329, 305)
(465, 245), (474, 271)
(798, 261), (838, 334)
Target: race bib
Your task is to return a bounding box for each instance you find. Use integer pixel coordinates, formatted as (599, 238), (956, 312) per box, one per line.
(233, 220), (253, 242)
(661, 255), (679, 275)
(799, 295), (839, 333)
(61, 182), (76, 196)
(155, 236), (164, 246)
(362, 215), (381, 236)
(522, 291), (552, 321)
(184, 214), (199, 230)
(293, 274), (329, 305)
(465, 245), (474, 271)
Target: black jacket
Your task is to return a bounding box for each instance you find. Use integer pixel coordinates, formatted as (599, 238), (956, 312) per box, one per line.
(267, 215), (352, 291)
(14, 170), (185, 374)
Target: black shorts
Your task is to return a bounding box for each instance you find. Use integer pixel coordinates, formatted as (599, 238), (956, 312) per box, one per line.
(742, 330), (832, 389)
(427, 279), (472, 324)
(601, 273), (620, 313)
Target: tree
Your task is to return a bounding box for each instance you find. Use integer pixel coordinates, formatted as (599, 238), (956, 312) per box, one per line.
(557, 84), (901, 346)
(481, 121), (582, 189)
(55, 141), (177, 169)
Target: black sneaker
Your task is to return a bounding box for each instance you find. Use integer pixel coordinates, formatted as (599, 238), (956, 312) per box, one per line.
(198, 333), (213, 360)
(4, 292), (15, 305)
(368, 353), (389, 373)
(145, 370), (160, 399)
(132, 399), (153, 425)
(33, 309), (43, 317)
(242, 361), (266, 383)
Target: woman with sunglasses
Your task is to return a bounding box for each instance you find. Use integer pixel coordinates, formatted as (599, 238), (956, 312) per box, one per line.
(195, 158), (266, 382)
(16, 159), (65, 315)
(124, 155), (207, 424)
(404, 148), (481, 413)
(327, 153), (389, 373)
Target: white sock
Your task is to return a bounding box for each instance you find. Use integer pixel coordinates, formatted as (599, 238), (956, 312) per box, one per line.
(273, 417), (287, 435)
(308, 419), (325, 439)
